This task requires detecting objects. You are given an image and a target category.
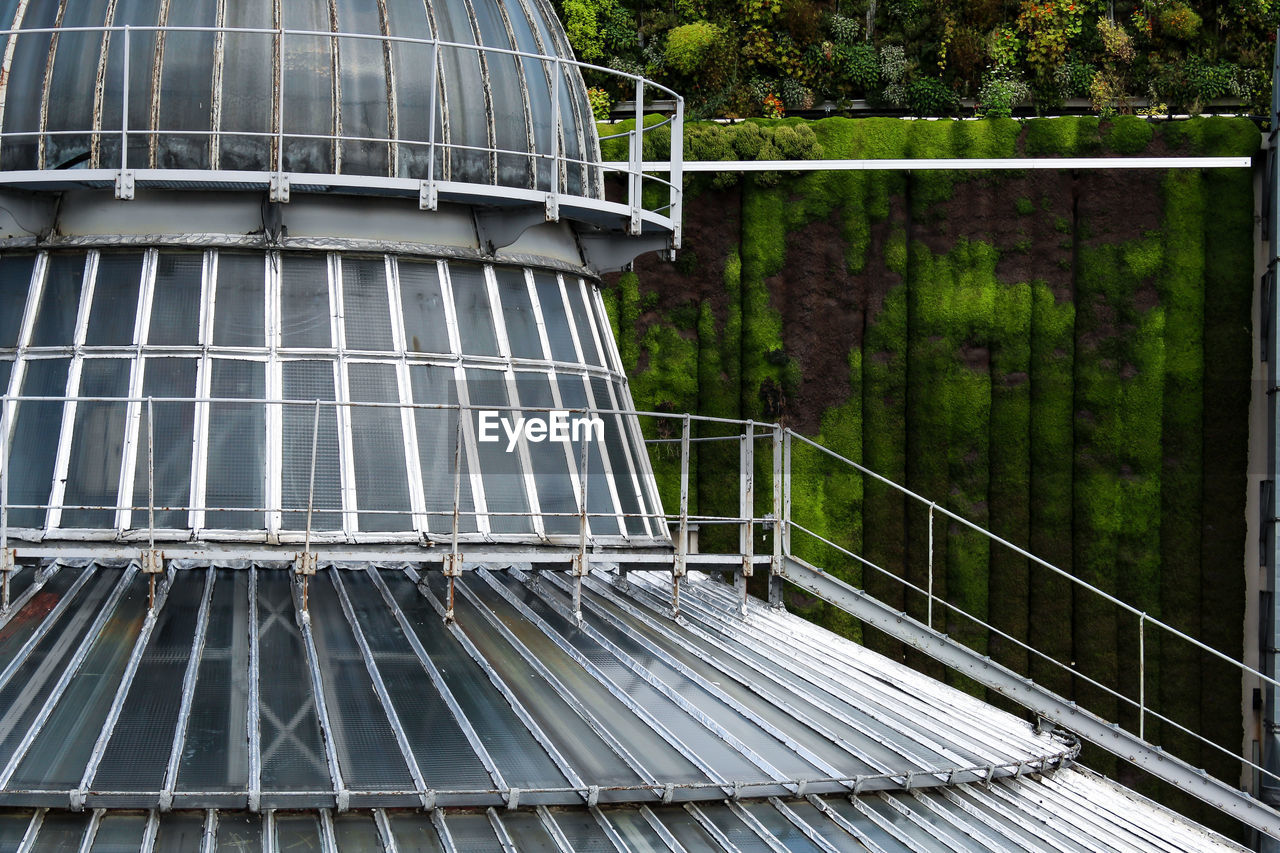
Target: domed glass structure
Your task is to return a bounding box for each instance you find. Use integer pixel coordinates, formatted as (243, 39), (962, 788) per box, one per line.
(0, 0), (683, 551)
(0, 0), (602, 196)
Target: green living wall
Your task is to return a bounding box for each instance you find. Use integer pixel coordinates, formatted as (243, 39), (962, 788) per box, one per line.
(601, 115), (1259, 830)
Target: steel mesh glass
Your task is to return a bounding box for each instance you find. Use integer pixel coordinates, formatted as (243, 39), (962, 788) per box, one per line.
(0, 249), (660, 545)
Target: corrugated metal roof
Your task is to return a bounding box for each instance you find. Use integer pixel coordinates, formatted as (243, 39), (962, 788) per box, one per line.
(0, 558), (1247, 850)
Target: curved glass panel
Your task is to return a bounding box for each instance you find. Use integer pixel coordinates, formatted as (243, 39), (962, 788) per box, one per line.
(0, 0), (604, 196)
(0, 249), (659, 545)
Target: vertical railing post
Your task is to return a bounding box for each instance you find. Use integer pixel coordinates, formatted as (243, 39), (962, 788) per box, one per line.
(782, 430), (791, 559)
(670, 96), (684, 249)
(146, 398), (155, 555)
(768, 425), (784, 608)
(629, 77), (643, 235)
(573, 421), (590, 624)
(444, 406), (463, 622)
(736, 421), (754, 613)
(275, 26), (285, 174)
(120, 26), (130, 173)
(297, 400), (320, 613)
(549, 56), (562, 220)
(423, 38), (439, 210)
(145, 397), (158, 611)
(673, 414), (689, 617)
(0, 393), (11, 613)
(1139, 612), (1147, 741)
(927, 502), (936, 631)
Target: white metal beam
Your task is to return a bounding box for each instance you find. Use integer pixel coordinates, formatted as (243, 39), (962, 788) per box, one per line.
(612, 156), (1254, 172)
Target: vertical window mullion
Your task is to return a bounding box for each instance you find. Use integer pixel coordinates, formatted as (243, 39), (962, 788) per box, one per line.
(47, 251), (99, 531)
(503, 367), (544, 541)
(544, 368), (587, 540)
(523, 268), (551, 361)
(587, 279), (623, 375)
(579, 374), (627, 542)
(331, 253), (359, 539)
(572, 277), (605, 365)
(557, 274), (585, 364)
(2, 253), (48, 464)
(265, 251), (283, 537)
(116, 248), (158, 533)
(450, 362), (490, 536)
(599, 377), (652, 538)
(439, 262), (488, 534)
(487, 265), (543, 539)
(190, 251), (217, 533)
(388, 257), (429, 537)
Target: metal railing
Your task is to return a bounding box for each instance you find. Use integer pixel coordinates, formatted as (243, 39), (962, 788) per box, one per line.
(0, 24), (683, 237)
(0, 393), (1269, 809)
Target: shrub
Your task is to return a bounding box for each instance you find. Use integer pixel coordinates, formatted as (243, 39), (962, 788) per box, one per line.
(842, 43), (880, 91)
(880, 44), (909, 83)
(1097, 18), (1135, 64)
(880, 45), (909, 106)
(1053, 57), (1096, 99)
(1105, 114), (1154, 153)
(828, 13), (860, 44)
(988, 25), (1022, 68)
(1158, 2), (1202, 41)
(587, 87), (613, 121)
(563, 0), (605, 61)
(976, 65), (1031, 118)
(664, 22), (726, 75)
(1017, 0), (1084, 79)
(906, 77), (960, 115)
(778, 77), (815, 108)
(1090, 69), (1130, 118)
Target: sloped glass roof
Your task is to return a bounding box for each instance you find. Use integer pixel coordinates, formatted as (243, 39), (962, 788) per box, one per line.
(0, 771), (1249, 853)
(0, 561), (1246, 851)
(0, 561), (1074, 811)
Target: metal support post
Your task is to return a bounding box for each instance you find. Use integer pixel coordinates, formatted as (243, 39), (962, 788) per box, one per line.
(736, 422), (754, 613)
(142, 398), (161, 611)
(548, 57), (561, 221)
(1261, 42), (1280, 829)
(629, 78), (643, 235)
(1139, 612), (1146, 741)
(0, 547), (12, 615)
(1, 392), (10, 613)
(768, 426), (784, 609)
(115, 27), (133, 199)
(444, 410), (464, 622)
(670, 97), (684, 249)
(422, 39), (439, 210)
(275, 26), (285, 174)
(672, 414), (690, 618)
(140, 548), (164, 611)
(927, 502), (936, 630)
(572, 428), (590, 624)
(298, 400), (321, 614)
(121, 26), (129, 172)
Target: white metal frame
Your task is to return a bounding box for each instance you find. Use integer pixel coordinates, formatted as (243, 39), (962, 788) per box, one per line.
(0, 248), (657, 547)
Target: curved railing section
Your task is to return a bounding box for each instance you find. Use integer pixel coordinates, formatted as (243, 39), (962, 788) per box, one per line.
(0, 25), (683, 242)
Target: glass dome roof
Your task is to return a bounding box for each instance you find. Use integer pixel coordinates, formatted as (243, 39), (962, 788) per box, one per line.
(0, 0), (600, 196)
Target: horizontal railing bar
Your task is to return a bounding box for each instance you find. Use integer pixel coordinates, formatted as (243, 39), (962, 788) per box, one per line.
(787, 514), (1280, 788)
(0, 25), (683, 99)
(786, 430), (1276, 690)
(614, 157), (1253, 172)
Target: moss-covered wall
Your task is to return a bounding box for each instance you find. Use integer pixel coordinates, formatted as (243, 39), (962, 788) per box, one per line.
(603, 115), (1260, 828)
